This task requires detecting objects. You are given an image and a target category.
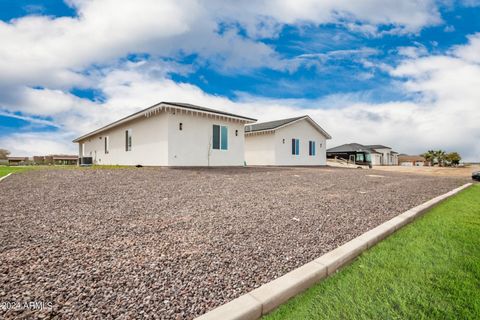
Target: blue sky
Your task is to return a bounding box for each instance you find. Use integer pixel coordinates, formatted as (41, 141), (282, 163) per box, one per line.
(0, 0), (479, 160)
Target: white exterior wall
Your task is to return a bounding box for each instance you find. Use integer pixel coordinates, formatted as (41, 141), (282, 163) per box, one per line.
(400, 161), (424, 166)
(244, 133), (276, 165)
(371, 154), (382, 166)
(244, 118), (328, 166)
(81, 113), (169, 166)
(371, 148), (398, 165)
(392, 154), (399, 165)
(167, 112), (245, 166)
(274, 120), (327, 166)
(79, 110), (246, 166)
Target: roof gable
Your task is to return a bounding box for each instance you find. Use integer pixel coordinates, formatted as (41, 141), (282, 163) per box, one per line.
(245, 115), (331, 139)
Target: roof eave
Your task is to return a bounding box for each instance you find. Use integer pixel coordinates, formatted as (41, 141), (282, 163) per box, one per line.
(251, 115), (332, 139)
(73, 102), (256, 143)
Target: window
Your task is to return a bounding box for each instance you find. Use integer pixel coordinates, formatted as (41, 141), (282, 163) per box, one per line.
(125, 129), (132, 151)
(179, 123), (183, 130)
(235, 129), (238, 136)
(212, 125), (220, 149)
(104, 136), (109, 154)
(221, 126), (228, 150)
(291, 139), (299, 155)
(356, 153), (365, 162)
(212, 125), (228, 150)
(309, 141), (316, 156)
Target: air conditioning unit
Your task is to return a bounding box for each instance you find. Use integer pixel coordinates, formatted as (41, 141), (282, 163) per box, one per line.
(79, 157), (93, 166)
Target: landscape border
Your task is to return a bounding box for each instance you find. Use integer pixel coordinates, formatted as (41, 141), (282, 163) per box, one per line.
(0, 173), (12, 183)
(196, 182), (473, 320)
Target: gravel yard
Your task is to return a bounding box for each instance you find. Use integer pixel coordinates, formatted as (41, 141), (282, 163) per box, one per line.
(0, 167), (467, 319)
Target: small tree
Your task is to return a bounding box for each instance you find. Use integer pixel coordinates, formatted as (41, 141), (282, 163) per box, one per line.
(445, 152), (461, 166)
(0, 148), (10, 160)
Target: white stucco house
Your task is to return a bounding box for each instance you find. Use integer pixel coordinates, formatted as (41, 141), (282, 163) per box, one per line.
(73, 102), (256, 166)
(365, 145), (399, 166)
(244, 116), (332, 166)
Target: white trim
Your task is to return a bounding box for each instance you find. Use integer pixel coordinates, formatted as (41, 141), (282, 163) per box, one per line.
(245, 116), (331, 139)
(73, 102), (256, 143)
(0, 173), (13, 183)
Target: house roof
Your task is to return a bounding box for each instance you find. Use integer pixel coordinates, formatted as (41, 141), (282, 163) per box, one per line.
(365, 144), (391, 150)
(7, 156), (29, 161)
(51, 155), (78, 160)
(245, 115), (332, 139)
(245, 116), (304, 132)
(398, 155), (425, 161)
(326, 143), (381, 154)
(73, 101), (256, 142)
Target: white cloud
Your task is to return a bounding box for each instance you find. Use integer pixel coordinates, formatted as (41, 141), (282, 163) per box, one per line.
(0, 132), (75, 156)
(444, 25), (455, 32)
(0, 0), (443, 91)
(210, 0), (441, 36)
(452, 32), (480, 64)
(1, 1), (479, 162)
(397, 43), (429, 58)
(297, 47), (381, 61)
(3, 49), (480, 161)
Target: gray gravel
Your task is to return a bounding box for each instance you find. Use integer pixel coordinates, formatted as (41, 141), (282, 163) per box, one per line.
(0, 167), (466, 319)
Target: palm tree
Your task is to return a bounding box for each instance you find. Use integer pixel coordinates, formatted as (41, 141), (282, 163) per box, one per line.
(422, 150), (435, 166)
(435, 150), (447, 167)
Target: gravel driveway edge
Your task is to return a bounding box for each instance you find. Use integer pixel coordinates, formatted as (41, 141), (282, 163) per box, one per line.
(196, 183), (473, 320)
(0, 173), (12, 183)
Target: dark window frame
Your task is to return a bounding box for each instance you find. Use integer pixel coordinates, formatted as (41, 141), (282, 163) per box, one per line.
(309, 140), (316, 156)
(104, 136), (109, 154)
(292, 139), (299, 155)
(213, 125), (228, 150)
(212, 125), (220, 150)
(125, 129), (132, 152)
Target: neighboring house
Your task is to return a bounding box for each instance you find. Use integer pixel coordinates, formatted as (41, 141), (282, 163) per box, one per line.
(398, 154), (426, 166)
(365, 145), (399, 166)
(73, 102), (256, 166)
(244, 116), (331, 166)
(7, 156), (29, 166)
(33, 156), (45, 165)
(34, 155), (78, 165)
(327, 143), (399, 166)
(326, 143), (377, 165)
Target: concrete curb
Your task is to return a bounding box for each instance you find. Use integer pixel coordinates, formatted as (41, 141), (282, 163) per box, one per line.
(0, 173), (12, 183)
(195, 183), (472, 320)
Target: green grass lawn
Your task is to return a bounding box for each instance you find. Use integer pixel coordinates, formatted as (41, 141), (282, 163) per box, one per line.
(0, 164), (133, 178)
(265, 184), (480, 320)
(0, 166), (36, 177)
